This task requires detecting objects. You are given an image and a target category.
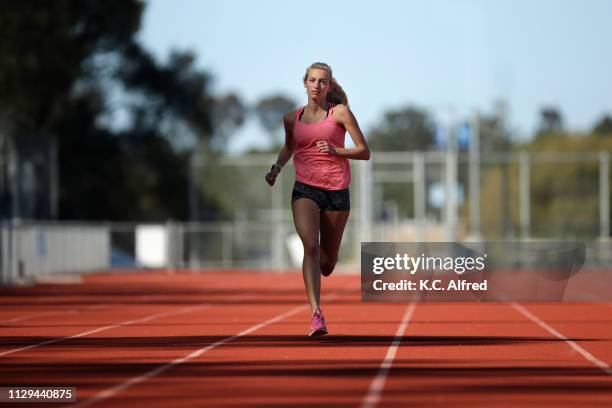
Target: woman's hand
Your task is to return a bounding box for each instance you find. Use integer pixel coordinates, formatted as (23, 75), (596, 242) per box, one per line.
(317, 140), (337, 155)
(265, 167), (280, 186)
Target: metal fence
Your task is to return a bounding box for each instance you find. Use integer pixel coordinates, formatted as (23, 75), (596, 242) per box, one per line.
(1, 150), (611, 285)
(0, 220), (110, 285)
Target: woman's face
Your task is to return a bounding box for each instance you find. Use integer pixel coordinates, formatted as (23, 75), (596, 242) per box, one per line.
(304, 68), (330, 101)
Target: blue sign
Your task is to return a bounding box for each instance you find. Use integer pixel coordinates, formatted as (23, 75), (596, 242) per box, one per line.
(434, 125), (448, 149)
(457, 122), (471, 149)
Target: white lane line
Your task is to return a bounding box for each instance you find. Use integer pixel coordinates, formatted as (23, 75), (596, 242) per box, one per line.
(0, 295), (253, 358)
(1, 309), (79, 324)
(0, 305), (110, 324)
(69, 293), (340, 408)
(0, 293), (213, 325)
(361, 303), (417, 408)
(512, 303), (612, 376)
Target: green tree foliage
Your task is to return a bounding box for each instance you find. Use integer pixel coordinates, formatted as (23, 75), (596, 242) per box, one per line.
(476, 100), (513, 236)
(210, 94), (246, 152)
(0, 1), (242, 221)
(593, 114), (612, 136)
(478, 101), (511, 152)
(536, 106), (564, 139)
(365, 106), (434, 220)
(476, 134), (612, 239)
(368, 106), (434, 151)
(254, 95), (296, 147)
(117, 46), (213, 138)
(0, 0), (143, 133)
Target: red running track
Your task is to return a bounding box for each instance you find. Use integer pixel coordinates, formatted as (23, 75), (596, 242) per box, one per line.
(0, 270), (611, 407)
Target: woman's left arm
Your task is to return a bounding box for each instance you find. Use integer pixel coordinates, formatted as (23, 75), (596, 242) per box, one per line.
(317, 104), (370, 160)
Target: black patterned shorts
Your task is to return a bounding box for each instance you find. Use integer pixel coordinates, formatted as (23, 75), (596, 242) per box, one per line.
(291, 181), (350, 212)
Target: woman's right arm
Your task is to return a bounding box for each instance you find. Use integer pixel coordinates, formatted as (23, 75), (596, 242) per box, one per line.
(265, 111), (295, 186)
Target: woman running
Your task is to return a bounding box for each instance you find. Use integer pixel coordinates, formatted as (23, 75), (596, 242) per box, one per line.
(265, 62), (370, 337)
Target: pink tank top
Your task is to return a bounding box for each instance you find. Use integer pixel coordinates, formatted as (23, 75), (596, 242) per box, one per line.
(292, 104), (351, 190)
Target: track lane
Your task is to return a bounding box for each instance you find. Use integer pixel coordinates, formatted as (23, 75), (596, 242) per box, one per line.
(375, 302), (612, 407)
(1, 272), (611, 407)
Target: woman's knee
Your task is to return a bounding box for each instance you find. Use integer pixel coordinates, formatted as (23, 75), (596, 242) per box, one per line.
(302, 242), (320, 258)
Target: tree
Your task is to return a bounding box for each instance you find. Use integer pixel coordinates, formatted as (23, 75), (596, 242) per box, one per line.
(254, 95), (296, 147)
(536, 106), (564, 138)
(210, 93), (247, 152)
(593, 114), (612, 136)
(117, 46), (214, 140)
(368, 106), (435, 151)
(0, 0), (144, 219)
(0, 0), (143, 136)
(478, 99), (512, 152)
(0, 1), (237, 221)
(478, 132), (612, 238)
(473, 100), (514, 237)
(363, 106), (434, 221)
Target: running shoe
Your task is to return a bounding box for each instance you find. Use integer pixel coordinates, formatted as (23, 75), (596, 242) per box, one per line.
(309, 309), (328, 337)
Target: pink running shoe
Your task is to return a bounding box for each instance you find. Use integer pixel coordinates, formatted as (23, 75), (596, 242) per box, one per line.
(309, 309), (328, 337)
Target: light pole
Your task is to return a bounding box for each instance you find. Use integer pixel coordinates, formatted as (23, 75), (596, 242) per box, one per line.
(432, 104), (459, 243)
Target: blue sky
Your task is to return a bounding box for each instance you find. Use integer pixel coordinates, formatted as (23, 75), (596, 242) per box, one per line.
(138, 0), (612, 153)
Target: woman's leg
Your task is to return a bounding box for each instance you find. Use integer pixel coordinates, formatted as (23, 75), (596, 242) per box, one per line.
(292, 198), (322, 313)
(319, 210), (350, 276)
